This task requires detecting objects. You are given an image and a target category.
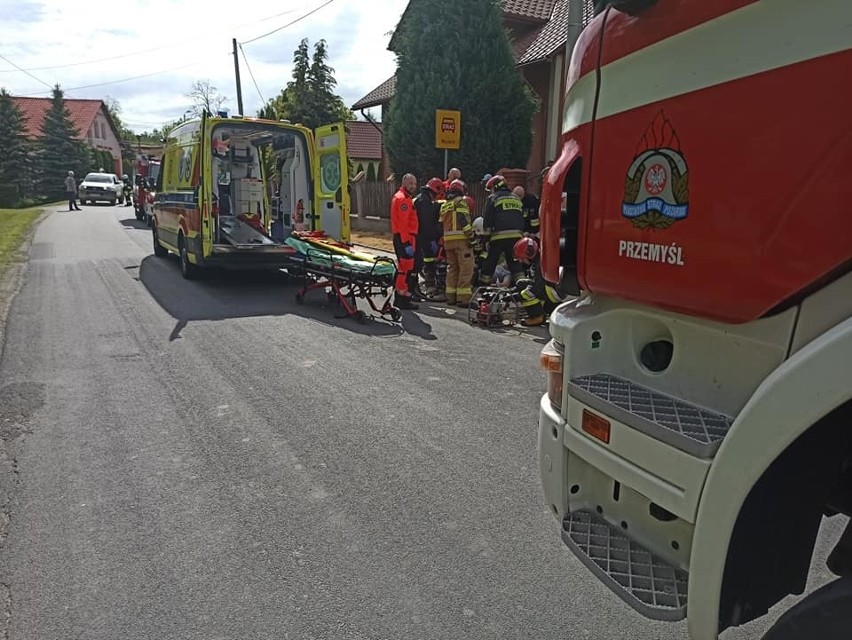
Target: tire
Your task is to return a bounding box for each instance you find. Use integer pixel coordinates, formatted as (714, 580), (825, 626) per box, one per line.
(761, 577), (852, 640)
(178, 235), (198, 280)
(152, 223), (168, 258)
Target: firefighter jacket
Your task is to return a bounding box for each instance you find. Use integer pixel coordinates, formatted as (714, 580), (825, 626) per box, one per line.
(413, 187), (442, 243)
(521, 256), (563, 309)
(521, 193), (541, 235)
(440, 196), (473, 243)
(390, 186), (418, 248)
(482, 188), (525, 241)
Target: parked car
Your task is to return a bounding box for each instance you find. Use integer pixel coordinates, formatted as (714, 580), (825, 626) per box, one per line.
(78, 172), (123, 205)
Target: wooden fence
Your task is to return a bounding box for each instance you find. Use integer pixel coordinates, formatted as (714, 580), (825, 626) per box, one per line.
(350, 180), (490, 233)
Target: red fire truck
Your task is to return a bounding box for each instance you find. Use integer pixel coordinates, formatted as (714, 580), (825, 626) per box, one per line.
(133, 154), (161, 225)
(537, 1), (851, 638)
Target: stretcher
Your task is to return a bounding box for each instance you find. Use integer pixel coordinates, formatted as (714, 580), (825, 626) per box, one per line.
(284, 234), (402, 323)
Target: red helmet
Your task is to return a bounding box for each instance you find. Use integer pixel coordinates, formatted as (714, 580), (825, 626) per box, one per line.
(446, 179), (466, 196)
(486, 174), (507, 192)
(426, 177), (444, 196)
(513, 237), (538, 263)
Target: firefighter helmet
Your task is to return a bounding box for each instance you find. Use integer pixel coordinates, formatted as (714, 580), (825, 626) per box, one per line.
(513, 237), (539, 263)
(485, 174), (507, 192)
(426, 177), (444, 196)
(447, 179), (466, 196)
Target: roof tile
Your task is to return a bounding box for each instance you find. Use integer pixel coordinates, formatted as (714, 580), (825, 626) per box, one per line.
(351, 76), (397, 110)
(346, 120), (383, 159)
(502, 0), (558, 22)
(11, 97), (105, 140)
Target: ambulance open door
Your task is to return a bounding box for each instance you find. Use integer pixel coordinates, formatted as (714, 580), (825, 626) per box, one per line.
(313, 123), (350, 242)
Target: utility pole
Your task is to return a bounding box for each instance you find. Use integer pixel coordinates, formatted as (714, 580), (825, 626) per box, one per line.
(232, 38), (244, 116)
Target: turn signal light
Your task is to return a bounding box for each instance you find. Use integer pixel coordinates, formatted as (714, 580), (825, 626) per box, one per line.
(540, 340), (564, 411)
(582, 410), (611, 444)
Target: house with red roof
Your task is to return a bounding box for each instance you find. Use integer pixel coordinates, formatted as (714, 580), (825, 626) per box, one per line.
(346, 120), (385, 181)
(11, 97), (124, 175)
(352, 0), (596, 184)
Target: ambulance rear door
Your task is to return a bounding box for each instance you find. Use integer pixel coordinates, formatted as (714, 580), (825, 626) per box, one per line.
(312, 122), (350, 242)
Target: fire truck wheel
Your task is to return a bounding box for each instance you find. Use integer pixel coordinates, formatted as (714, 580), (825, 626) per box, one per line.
(152, 224), (168, 258)
(761, 577), (852, 640)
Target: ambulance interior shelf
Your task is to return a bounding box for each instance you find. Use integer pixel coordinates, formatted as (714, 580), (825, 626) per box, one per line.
(213, 141), (273, 247)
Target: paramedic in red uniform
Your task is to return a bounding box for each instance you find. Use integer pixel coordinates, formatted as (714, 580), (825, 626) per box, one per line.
(391, 173), (420, 310)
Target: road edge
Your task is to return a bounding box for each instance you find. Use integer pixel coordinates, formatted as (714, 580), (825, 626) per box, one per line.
(0, 208), (52, 362)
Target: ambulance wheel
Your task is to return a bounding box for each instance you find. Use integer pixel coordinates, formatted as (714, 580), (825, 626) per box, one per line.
(152, 224), (168, 258)
(295, 292), (305, 304)
(354, 310), (366, 324)
(178, 235), (198, 280)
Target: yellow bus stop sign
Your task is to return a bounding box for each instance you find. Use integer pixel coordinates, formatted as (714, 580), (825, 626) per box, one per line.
(435, 109), (461, 150)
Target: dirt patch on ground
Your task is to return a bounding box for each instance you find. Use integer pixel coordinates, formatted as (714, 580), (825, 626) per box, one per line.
(350, 231), (395, 254)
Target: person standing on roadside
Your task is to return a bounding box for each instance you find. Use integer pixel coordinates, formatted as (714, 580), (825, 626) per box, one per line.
(65, 171), (81, 211)
(390, 173), (420, 310)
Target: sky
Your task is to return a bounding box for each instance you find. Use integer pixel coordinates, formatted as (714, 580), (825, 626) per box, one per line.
(0, 0), (408, 134)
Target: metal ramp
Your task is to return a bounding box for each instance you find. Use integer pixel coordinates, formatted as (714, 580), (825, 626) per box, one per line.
(567, 373), (734, 458)
(562, 509), (689, 621)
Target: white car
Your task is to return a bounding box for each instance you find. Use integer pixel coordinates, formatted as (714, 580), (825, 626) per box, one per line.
(78, 172), (123, 205)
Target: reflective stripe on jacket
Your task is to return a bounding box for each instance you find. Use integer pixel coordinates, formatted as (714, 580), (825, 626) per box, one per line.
(483, 190), (524, 241)
(440, 196), (473, 243)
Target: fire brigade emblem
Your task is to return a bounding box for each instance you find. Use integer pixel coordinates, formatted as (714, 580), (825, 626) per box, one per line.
(623, 111), (689, 229)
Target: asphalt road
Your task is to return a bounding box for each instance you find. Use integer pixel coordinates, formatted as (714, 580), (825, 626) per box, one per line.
(0, 203), (843, 640)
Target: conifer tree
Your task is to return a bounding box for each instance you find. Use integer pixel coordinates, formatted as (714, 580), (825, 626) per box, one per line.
(0, 88), (32, 205)
(36, 85), (91, 199)
(258, 39), (352, 129)
(385, 0), (537, 180)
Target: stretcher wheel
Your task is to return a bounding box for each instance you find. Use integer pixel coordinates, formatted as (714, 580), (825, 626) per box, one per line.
(390, 308), (402, 322)
(354, 310), (366, 324)
(295, 292), (305, 304)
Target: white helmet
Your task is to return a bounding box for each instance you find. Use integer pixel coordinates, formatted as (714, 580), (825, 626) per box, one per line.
(122, 174), (128, 179)
(473, 217), (484, 235)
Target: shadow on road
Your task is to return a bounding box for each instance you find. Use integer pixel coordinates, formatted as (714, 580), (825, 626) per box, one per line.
(139, 255), (405, 340)
(119, 217), (149, 230)
(411, 298), (551, 344)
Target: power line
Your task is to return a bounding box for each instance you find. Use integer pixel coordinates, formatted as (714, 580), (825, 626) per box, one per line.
(23, 57), (222, 96)
(241, 0), (337, 45)
(0, 7), (302, 74)
(239, 44), (266, 106)
(0, 52), (52, 88)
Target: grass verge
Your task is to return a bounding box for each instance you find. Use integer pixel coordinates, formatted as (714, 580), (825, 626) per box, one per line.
(0, 205), (45, 272)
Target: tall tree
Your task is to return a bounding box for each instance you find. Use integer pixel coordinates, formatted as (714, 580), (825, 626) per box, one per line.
(36, 85), (91, 199)
(186, 80), (228, 117)
(384, 0), (537, 180)
(258, 38), (353, 129)
(0, 88), (33, 205)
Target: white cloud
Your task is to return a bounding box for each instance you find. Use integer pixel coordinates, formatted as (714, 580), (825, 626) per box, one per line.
(0, 0), (405, 133)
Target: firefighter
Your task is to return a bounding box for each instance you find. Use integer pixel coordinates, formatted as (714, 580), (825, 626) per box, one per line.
(413, 177), (444, 300)
(479, 174), (525, 286)
(513, 185), (540, 238)
(390, 173), (420, 310)
(512, 237), (564, 327)
(439, 179), (475, 306)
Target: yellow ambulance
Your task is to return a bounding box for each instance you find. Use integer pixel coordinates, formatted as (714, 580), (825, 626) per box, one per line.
(151, 113), (349, 278)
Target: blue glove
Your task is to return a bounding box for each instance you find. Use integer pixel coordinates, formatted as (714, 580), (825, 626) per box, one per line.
(429, 240), (439, 255)
(404, 244), (415, 258)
